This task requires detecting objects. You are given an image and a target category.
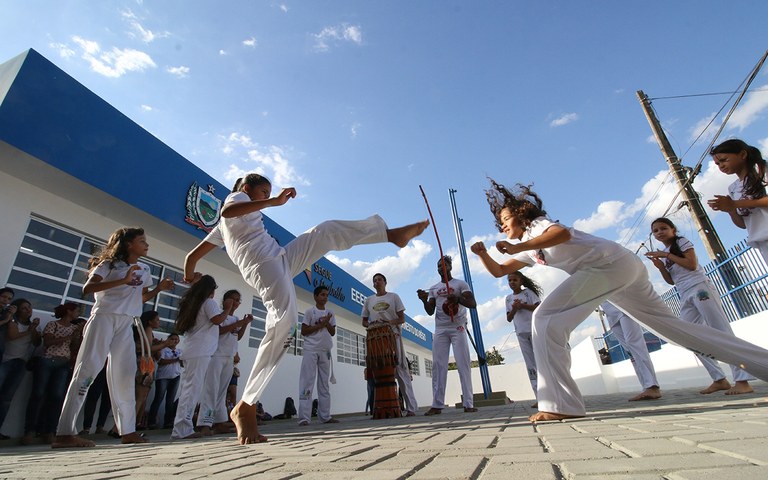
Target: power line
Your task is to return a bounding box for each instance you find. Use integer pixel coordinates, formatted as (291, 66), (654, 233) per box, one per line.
(649, 87), (768, 101)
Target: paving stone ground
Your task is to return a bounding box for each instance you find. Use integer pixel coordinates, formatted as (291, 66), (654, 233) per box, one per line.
(1, 384), (767, 479)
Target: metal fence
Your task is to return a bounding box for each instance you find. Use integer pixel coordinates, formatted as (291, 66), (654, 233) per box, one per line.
(599, 240), (768, 364)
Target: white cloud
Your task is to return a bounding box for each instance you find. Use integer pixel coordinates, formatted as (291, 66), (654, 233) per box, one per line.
(687, 112), (720, 143)
(219, 49), (228, 56)
(166, 65), (190, 78)
(728, 84), (768, 130)
(326, 240), (433, 291)
(242, 37), (257, 48)
(549, 112), (579, 127)
(70, 35), (156, 78)
(219, 132), (309, 187)
(280, 4), (289, 13)
(121, 8), (170, 43)
(140, 104), (153, 112)
(49, 42), (75, 59)
(350, 122), (361, 138)
(573, 200), (627, 233)
(476, 296), (508, 333)
(312, 24), (363, 52)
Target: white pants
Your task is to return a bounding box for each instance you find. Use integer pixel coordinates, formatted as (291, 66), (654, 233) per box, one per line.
(533, 252), (768, 416)
(171, 355), (212, 438)
(431, 325), (473, 408)
(751, 240), (768, 266)
(56, 313), (137, 436)
(241, 216), (388, 405)
(608, 314), (658, 389)
(198, 355), (234, 426)
(395, 335), (418, 413)
(516, 332), (538, 397)
(298, 349), (331, 423)
(679, 282), (754, 383)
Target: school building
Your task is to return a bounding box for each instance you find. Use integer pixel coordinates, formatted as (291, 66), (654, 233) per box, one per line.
(0, 49), (434, 435)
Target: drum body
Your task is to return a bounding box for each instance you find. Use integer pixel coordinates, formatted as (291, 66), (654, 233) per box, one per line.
(366, 325), (402, 419)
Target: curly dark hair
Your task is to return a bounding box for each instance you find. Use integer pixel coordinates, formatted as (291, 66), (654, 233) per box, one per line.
(507, 271), (543, 297)
(485, 178), (547, 233)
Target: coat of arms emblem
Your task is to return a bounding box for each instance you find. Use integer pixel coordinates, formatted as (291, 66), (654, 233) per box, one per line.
(185, 182), (222, 232)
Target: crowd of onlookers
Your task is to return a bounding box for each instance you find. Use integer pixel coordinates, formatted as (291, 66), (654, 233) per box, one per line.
(0, 286), (244, 444)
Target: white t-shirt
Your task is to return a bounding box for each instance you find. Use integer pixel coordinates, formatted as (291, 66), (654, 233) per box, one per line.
(361, 292), (405, 335)
(214, 315), (240, 358)
(505, 289), (540, 334)
(661, 236), (708, 294)
(2, 320), (34, 361)
(180, 298), (222, 359)
(428, 278), (471, 329)
(156, 346), (182, 380)
(204, 191), (284, 277)
(302, 306), (335, 352)
(728, 178), (768, 245)
(90, 260), (153, 316)
(512, 217), (628, 274)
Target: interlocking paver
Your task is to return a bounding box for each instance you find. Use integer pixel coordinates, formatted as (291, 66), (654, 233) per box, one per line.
(0, 385), (765, 479)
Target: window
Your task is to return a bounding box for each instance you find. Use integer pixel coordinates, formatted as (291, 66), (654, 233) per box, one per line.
(337, 327), (366, 365)
(406, 352), (420, 376)
(6, 217), (188, 333)
(425, 359), (433, 378)
(248, 297), (268, 349)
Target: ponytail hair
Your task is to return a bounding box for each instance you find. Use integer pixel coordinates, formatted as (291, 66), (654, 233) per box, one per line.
(89, 227), (145, 271)
(232, 173), (271, 193)
(175, 275), (217, 334)
(508, 271), (543, 297)
(651, 217), (684, 257)
(711, 139), (767, 199)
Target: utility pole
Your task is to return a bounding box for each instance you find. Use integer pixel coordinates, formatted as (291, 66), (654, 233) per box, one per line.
(636, 90), (727, 261)
(637, 90), (754, 317)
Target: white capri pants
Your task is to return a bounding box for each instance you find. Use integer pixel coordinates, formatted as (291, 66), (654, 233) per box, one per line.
(171, 355), (212, 438)
(678, 281), (753, 383)
(198, 355), (235, 427)
(298, 349), (332, 423)
(533, 252), (768, 416)
(431, 325), (473, 409)
(240, 216), (387, 406)
(516, 331), (538, 397)
(608, 313), (658, 390)
(57, 313), (137, 436)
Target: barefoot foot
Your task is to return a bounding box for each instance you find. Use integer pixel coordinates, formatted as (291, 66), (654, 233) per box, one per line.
(51, 435), (95, 449)
(725, 381), (754, 395)
(387, 220), (430, 248)
(212, 422), (235, 435)
(700, 379), (731, 395)
(230, 400), (267, 445)
(528, 411), (585, 423)
(198, 426), (213, 437)
(629, 386), (662, 401)
(121, 432), (148, 444)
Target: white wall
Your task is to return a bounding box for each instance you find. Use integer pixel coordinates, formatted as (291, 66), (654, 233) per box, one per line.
(446, 311), (768, 404)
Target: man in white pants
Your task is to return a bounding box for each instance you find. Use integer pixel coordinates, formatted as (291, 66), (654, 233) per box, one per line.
(362, 273), (418, 416)
(198, 290), (253, 435)
(417, 256), (477, 415)
(298, 286), (338, 426)
(600, 301), (662, 401)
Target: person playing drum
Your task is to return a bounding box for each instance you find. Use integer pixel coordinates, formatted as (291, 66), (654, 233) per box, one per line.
(361, 273), (417, 417)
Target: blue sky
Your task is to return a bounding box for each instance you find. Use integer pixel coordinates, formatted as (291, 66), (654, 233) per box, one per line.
(3, 1), (768, 365)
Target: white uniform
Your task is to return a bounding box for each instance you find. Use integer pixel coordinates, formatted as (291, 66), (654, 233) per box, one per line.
(171, 298), (222, 439)
(428, 278), (473, 409)
(198, 314), (240, 427)
(661, 237), (753, 383)
(57, 260), (152, 436)
(505, 289), (540, 396)
(600, 301), (659, 389)
(361, 292), (417, 413)
(729, 177), (768, 262)
(298, 306), (336, 424)
(204, 191), (388, 406)
(511, 217), (768, 416)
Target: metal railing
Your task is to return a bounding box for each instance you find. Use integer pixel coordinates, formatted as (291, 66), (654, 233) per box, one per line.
(598, 240), (768, 364)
